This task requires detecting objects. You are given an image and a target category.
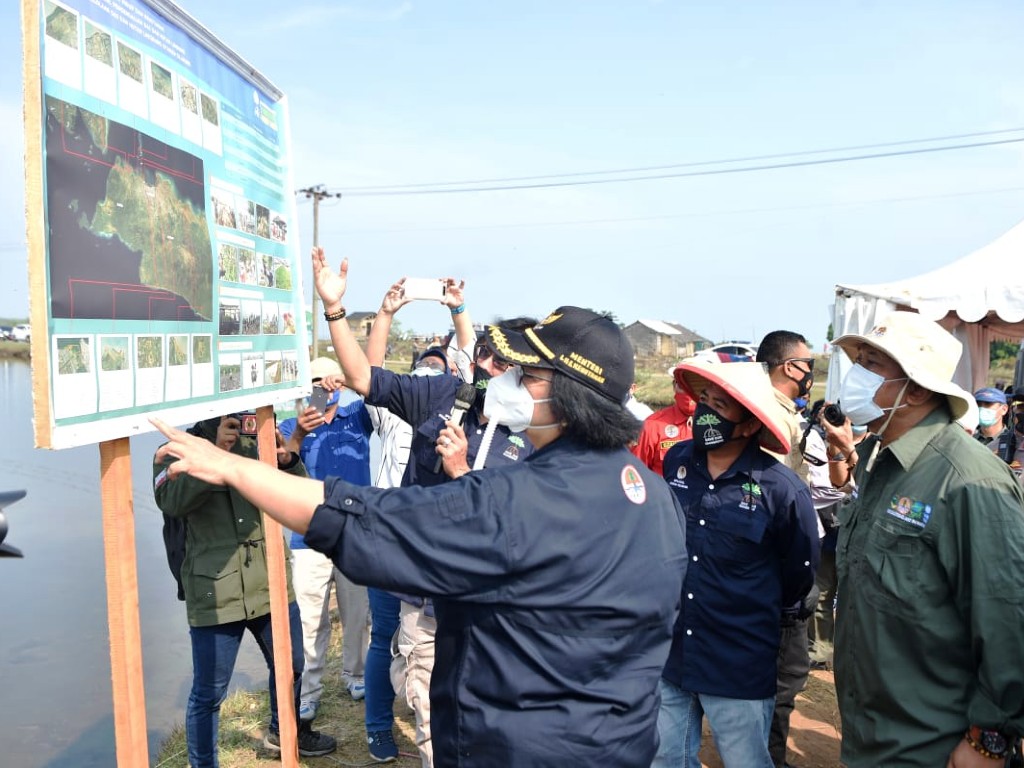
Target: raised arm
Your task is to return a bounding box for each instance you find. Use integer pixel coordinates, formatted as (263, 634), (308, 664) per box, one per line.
(366, 278), (413, 367)
(441, 278), (476, 379)
(312, 247), (371, 395)
(442, 279), (475, 350)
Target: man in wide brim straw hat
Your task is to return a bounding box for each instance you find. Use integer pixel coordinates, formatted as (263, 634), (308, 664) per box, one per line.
(673, 359), (793, 455)
(819, 310), (1024, 768)
(652, 359), (819, 768)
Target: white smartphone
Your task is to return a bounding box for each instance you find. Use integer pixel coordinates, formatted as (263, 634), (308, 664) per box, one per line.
(402, 278), (447, 302)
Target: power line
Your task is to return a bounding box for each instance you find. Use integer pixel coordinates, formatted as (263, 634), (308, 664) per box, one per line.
(337, 184), (1024, 235)
(334, 136), (1024, 197)
(334, 127), (1024, 193)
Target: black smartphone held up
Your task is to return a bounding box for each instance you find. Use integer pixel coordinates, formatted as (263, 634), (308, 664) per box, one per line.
(308, 385), (332, 415)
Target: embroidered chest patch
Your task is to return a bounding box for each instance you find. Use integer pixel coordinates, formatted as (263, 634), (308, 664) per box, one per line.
(739, 481), (762, 511)
(503, 434), (525, 461)
(885, 494), (932, 528)
(664, 424), (680, 439)
(621, 465), (647, 504)
(668, 464), (688, 490)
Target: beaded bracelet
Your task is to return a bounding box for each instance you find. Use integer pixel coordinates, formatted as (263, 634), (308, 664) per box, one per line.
(323, 306), (347, 322)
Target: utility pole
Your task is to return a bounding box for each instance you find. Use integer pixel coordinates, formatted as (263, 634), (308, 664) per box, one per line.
(298, 184), (341, 358)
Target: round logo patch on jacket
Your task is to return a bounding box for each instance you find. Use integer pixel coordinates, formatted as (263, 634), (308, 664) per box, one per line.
(621, 465), (647, 504)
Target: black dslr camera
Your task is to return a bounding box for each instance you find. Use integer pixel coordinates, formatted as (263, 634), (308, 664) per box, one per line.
(822, 402), (846, 427)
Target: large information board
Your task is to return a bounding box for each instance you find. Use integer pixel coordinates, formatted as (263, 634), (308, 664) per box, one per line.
(25, 0), (310, 448)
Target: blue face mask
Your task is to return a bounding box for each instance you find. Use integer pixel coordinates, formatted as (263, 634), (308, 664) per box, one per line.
(411, 366), (443, 378)
(794, 397), (808, 411)
(978, 407), (1000, 428)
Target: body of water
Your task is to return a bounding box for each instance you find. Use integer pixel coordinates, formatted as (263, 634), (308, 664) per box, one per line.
(0, 359), (288, 767)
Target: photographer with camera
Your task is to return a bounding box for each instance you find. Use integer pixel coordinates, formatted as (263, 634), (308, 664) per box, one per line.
(757, 330), (829, 768)
(153, 414), (337, 766)
(819, 312), (1024, 768)
(802, 400), (866, 670)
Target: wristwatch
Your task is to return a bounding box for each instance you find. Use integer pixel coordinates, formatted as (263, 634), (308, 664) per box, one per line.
(966, 725), (1011, 760)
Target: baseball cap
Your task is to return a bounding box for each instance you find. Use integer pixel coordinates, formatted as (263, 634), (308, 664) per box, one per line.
(416, 346), (449, 368)
(974, 387), (1007, 405)
(485, 306), (634, 404)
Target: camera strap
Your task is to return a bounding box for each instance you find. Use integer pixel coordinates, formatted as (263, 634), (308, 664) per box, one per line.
(798, 420), (827, 467)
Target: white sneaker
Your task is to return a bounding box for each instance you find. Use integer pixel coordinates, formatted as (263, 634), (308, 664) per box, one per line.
(298, 699), (319, 721)
(347, 680), (366, 701)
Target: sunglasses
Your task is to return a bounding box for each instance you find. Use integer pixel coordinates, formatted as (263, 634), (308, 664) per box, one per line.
(475, 344), (511, 373)
(784, 357), (815, 373)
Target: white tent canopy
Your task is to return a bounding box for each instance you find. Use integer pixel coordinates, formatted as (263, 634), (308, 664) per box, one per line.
(828, 218), (1024, 399)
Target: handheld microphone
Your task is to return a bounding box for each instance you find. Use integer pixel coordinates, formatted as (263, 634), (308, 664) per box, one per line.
(434, 382), (478, 473)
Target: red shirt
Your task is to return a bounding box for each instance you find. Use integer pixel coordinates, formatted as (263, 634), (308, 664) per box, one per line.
(632, 402), (694, 477)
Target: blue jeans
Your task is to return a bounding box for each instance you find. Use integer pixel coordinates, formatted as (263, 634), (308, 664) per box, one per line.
(365, 588), (400, 732)
(186, 602), (303, 768)
(652, 679), (775, 768)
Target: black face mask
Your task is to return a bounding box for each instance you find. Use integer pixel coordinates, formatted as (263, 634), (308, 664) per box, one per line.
(1015, 412), (1024, 435)
(472, 366), (492, 410)
(693, 402), (744, 451)
(787, 365), (814, 400)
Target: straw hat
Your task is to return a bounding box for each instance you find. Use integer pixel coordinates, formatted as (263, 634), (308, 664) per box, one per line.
(309, 356), (341, 380)
(833, 311), (971, 420)
(674, 360), (791, 454)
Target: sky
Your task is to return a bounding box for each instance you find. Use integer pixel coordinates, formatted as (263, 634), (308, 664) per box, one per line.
(3, 0), (1024, 349)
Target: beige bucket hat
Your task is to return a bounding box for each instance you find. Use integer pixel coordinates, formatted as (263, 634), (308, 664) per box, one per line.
(674, 360), (791, 454)
(833, 310), (971, 420)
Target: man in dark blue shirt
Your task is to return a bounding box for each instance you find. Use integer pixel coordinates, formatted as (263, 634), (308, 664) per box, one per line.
(653, 360), (818, 768)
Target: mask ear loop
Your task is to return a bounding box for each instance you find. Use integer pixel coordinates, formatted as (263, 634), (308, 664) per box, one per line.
(865, 379), (910, 472)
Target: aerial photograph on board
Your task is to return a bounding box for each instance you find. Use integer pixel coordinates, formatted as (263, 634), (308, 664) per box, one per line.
(44, 96), (213, 321)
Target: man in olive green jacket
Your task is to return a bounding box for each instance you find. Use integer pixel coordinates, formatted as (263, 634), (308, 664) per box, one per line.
(822, 312), (1024, 768)
(154, 414), (336, 767)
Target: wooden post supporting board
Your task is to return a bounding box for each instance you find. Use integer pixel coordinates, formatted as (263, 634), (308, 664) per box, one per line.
(99, 437), (150, 767)
(258, 405), (299, 767)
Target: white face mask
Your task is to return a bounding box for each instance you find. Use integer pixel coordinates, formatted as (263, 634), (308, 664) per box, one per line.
(482, 366), (553, 433)
(838, 363), (908, 426)
(411, 366), (444, 378)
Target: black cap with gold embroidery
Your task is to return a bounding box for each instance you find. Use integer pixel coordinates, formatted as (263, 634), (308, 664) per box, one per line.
(486, 306), (634, 404)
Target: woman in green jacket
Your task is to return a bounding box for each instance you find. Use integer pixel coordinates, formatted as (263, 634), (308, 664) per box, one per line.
(154, 414), (336, 767)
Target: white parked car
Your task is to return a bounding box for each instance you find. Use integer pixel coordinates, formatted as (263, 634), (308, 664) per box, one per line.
(11, 324), (30, 342)
(692, 342), (758, 362)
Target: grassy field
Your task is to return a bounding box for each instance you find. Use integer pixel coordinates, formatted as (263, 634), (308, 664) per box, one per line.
(154, 615), (420, 767)
(0, 339), (31, 359)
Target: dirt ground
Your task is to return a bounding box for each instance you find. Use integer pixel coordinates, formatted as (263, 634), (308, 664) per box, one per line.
(700, 669), (841, 768)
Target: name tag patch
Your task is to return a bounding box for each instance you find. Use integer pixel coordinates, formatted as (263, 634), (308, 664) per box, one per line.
(886, 494), (932, 528)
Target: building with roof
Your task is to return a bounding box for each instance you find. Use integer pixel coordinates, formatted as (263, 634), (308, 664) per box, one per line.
(623, 319), (712, 358)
